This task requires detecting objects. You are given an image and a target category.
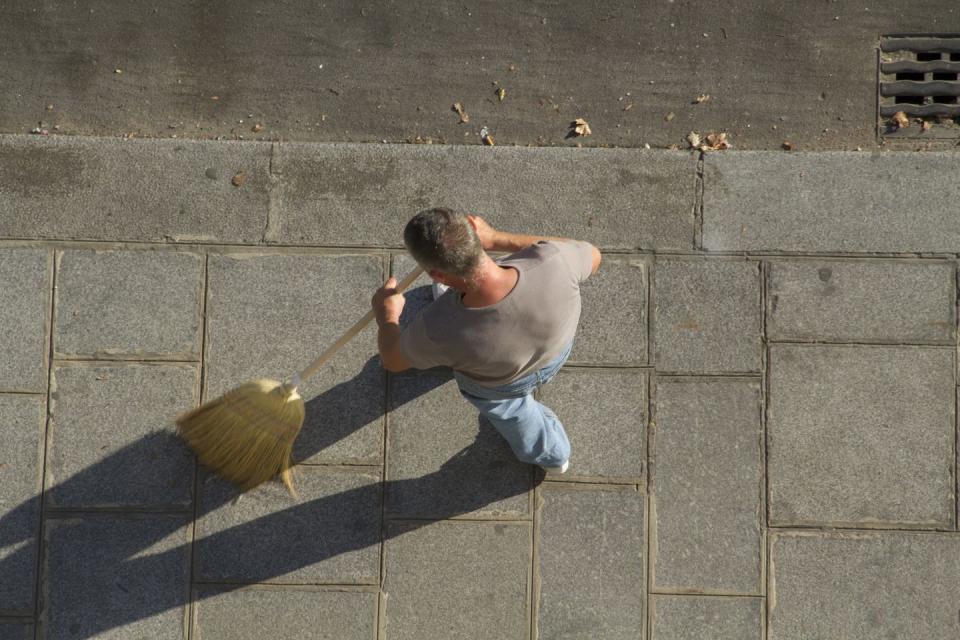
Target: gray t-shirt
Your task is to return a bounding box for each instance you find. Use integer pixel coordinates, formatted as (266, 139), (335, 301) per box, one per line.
(399, 240), (594, 386)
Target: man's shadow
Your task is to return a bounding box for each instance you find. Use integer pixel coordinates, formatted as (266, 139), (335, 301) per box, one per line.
(0, 286), (539, 636)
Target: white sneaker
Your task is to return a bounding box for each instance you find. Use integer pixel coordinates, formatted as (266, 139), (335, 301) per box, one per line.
(540, 460), (569, 475)
(432, 283), (450, 300)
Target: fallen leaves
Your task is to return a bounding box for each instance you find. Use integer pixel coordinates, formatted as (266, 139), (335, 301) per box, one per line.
(232, 172), (247, 187)
(251, 123), (264, 133)
(570, 118), (592, 137)
(687, 131), (731, 151)
(694, 94), (711, 104)
(921, 120), (933, 132)
(782, 141), (795, 151)
(497, 88), (506, 101)
(892, 111), (909, 130)
(452, 102), (470, 123)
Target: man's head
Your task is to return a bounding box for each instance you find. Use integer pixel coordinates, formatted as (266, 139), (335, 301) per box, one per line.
(404, 208), (484, 282)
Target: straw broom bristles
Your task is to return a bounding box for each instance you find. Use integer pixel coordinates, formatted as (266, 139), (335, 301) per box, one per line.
(177, 379), (305, 495)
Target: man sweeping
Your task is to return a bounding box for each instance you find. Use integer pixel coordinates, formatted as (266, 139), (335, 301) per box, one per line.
(371, 208), (601, 474)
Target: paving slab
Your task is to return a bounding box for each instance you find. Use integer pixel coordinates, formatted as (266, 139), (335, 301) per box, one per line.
(704, 152), (960, 253)
(205, 253), (386, 465)
(0, 136), (270, 243)
(0, 395), (44, 615)
(767, 259), (956, 344)
(0, 248), (49, 392)
(769, 531), (960, 640)
(386, 372), (531, 518)
(383, 520), (530, 640)
(40, 514), (191, 640)
(538, 368), (646, 480)
(537, 484), (645, 640)
(192, 586), (377, 640)
(0, 621), (33, 640)
(650, 596), (763, 640)
(54, 249), (203, 359)
(652, 378), (763, 594)
(768, 345), (955, 528)
(570, 256), (647, 366)
(46, 363), (197, 509)
(653, 258), (761, 373)
(271, 144), (695, 250)
(195, 468), (381, 585)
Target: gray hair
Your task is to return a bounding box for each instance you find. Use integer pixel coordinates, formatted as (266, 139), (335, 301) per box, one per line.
(403, 207), (484, 278)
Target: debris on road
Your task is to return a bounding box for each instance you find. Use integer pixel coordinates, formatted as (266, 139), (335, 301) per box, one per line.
(570, 118), (592, 136)
(688, 131), (731, 151)
(480, 126), (494, 145)
(665, 112), (675, 121)
(921, 120), (932, 132)
(694, 94), (711, 104)
(892, 111), (909, 129)
(686, 131), (701, 148)
(29, 127), (49, 135)
(251, 123), (264, 133)
(497, 87), (506, 101)
(452, 102), (470, 123)
(782, 141), (795, 151)
(232, 172), (247, 187)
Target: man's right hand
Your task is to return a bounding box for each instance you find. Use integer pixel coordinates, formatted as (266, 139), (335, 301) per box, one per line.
(467, 214), (499, 251)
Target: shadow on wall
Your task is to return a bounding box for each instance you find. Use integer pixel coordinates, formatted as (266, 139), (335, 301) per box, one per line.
(0, 348), (536, 638)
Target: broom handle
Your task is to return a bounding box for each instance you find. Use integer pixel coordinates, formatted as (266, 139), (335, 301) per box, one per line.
(290, 267), (425, 388)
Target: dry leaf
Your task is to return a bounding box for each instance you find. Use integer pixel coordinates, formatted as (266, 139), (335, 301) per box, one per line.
(452, 102), (470, 123)
(782, 141), (795, 151)
(623, 103), (634, 111)
(694, 94), (711, 104)
(497, 88), (506, 101)
(232, 172), (246, 187)
(251, 123), (264, 133)
(665, 112), (675, 122)
(686, 131), (701, 148)
(482, 133), (494, 146)
(892, 111), (909, 129)
(570, 118), (592, 136)
(700, 132), (731, 151)
(921, 120), (932, 132)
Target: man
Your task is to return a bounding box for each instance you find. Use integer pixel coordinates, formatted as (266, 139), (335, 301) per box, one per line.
(371, 208), (601, 474)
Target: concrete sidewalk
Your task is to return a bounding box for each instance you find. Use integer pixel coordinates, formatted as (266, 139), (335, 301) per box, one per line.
(1, 135), (959, 639)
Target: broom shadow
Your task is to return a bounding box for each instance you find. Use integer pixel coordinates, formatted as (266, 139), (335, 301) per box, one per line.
(0, 357), (537, 636)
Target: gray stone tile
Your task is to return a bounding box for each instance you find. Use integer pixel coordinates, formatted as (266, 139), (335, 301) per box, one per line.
(195, 467), (381, 584)
(651, 596), (763, 640)
(767, 259), (955, 344)
(769, 531), (960, 639)
(768, 345), (955, 528)
(571, 256), (647, 366)
(654, 259), (761, 373)
(652, 378), (763, 594)
(0, 396), (44, 615)
(538, 369), (646, 480)
(40, 514), (191, 640)
(386, 372), (531, 518)
(205, 253), (386, 465)
(537, 484), (645, 640)
(0, 136), (270, 243)
(383, 521), (530, 640)
(54, 249), (203, 359)
(193, 586), (377, 640)
(0, 249), (49, 392)
(46, 363), (197, 508)
(272, 143), (695, 251)
(0, 621), (33, 640)
(703, 152), (960, 253)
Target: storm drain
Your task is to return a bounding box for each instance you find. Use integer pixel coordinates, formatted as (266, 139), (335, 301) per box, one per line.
(879, 36), (960, 137)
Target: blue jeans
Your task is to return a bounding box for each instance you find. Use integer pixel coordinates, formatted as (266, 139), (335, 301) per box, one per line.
(455, 342), (573, 468)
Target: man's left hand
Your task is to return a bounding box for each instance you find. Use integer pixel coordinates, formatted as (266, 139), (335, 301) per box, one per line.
(371, 277), (406, 326)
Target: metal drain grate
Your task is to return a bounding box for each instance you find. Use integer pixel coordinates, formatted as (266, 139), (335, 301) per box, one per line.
(879, 36), (960, 137)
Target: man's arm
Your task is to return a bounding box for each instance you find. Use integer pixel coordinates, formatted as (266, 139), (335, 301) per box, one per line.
(468, 215), (602, 275)
(371, 277), (412, 373)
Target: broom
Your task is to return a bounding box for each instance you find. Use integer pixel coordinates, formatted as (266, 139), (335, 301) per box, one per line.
(176, 267), (424, 495)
